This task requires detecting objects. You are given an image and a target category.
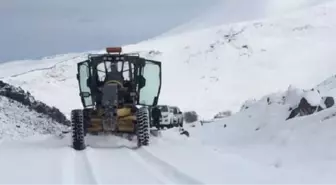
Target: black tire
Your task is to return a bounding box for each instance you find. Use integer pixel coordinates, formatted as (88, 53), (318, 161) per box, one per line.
(71, 109), (86, 151)
(169, 119), (174, 128)
(179, 119), (184, 127)
(136, 107), (150, 146)
(83, 109), (91, 136)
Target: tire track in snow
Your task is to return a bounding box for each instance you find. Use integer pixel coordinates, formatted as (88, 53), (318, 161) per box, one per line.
(80, 150), (101, 184)
(84, 146), (170, 184)
(126, 149), (176, 184)
(62, 149), (99, 184)
(60, 149), (76, 184)
(131, 148), (204, 184)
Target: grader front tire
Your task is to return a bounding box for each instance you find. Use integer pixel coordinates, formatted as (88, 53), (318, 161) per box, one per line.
(136, 108), (150, 147)
(71, 109), (86, 151)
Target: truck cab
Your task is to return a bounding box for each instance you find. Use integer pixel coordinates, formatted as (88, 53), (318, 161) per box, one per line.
(150, 105), (184, 128)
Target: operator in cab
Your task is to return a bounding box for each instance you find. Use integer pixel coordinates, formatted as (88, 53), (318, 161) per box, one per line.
(105, 63), (124, 85)
(151, 106), (162, 129)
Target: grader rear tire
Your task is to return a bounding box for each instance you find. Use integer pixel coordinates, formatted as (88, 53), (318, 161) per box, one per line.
(71, 109), (86, 151)
(136, 107), (150, 147)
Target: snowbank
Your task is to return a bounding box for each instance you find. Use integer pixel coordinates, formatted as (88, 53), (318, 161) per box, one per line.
(0, 96), (67, 140)
(184, 77), (336, 183)
(0, 80), (70, 125)
(0, 81), (69, 140)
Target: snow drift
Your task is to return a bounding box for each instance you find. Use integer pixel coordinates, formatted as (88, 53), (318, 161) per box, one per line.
(184, 75), (336, 183)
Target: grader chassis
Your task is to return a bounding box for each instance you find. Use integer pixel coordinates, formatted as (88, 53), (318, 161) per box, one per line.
(71, 47), (162, 150)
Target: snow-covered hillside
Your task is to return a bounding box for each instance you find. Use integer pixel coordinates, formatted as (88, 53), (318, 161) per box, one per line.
(0, 96), (66, 140)
(0, 53), (90, 118)
(0, 81), (69, 140)
(125, 0), (336, 118)
(183, 76), (336, 183)
(159, 0), (333, 37)
(1, 1), (336, 120)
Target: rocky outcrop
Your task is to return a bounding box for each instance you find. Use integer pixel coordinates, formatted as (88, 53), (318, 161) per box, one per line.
(286, 89), (335, 120)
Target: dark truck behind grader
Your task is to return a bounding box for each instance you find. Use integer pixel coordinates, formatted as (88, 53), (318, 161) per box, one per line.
(71, 47), (162, 150)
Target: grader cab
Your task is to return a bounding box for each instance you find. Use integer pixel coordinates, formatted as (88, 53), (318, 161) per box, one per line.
(71, 47), (162, 150)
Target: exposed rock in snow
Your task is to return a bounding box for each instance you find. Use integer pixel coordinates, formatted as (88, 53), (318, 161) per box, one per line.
(0, 81), (70, 140)
(285, 87), (335, 120)
(214, 110), (232, 119)
(0, 80), (70, 126)
(286, 97), (323, 120)
(239, 76), (336, 121)
(0, 96), (67, 140)
(240, 99), (257, 111)
(322, 96), (335, 108)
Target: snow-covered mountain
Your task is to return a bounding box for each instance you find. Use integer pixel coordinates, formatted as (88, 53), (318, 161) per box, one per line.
(159, 0), (333, 37)
(1, 0), (336, 119)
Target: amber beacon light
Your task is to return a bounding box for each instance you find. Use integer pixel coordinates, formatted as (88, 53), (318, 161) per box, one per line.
(106, 47), (122, 53)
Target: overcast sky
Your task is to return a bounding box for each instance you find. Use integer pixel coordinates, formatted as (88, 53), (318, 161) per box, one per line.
(0, 0), (220, 63)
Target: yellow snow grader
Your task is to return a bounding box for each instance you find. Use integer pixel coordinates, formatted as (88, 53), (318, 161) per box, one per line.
(71, 47), (162, 150)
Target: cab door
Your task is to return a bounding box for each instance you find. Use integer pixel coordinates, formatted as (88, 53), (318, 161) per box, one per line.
(77, 60), (93, 107)
(138, 59), (162, 106)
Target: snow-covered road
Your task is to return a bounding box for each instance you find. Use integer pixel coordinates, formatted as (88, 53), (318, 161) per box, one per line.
(0, 125), (328, 184)
(0, 132), (206, 184)
(0, 130), (279, 184)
